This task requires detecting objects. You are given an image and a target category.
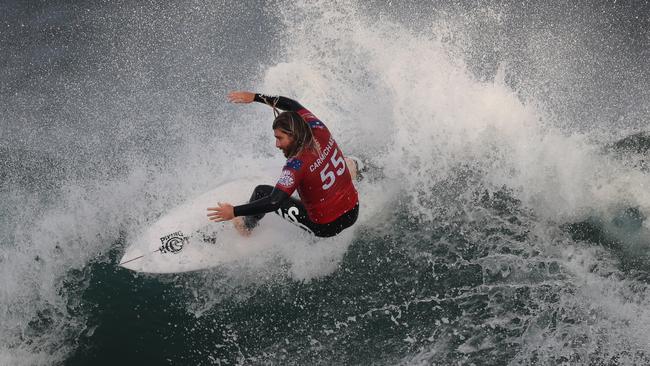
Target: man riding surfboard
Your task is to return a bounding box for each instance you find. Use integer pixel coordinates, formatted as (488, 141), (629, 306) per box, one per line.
(207, 91), (361, 237)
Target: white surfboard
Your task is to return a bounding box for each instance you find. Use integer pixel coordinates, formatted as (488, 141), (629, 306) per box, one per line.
(119, 173), (307, 273)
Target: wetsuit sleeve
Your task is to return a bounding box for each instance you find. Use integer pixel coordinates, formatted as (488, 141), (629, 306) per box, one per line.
(233, 188), (289, 217)
(254, 94), (304, 112)
(254, 93), (330, 133)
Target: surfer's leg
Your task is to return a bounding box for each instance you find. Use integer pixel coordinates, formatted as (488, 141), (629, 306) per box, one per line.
(240, 185), (359, 237)
(241, 185), (275, 230)
(274, 197), (317, 235)
(313, 204), (359, 237)
(345, 157), (358, 181)
(274, 200), (359, 237)
(345, 156), (368, 181)
(232, 217), (251, 237)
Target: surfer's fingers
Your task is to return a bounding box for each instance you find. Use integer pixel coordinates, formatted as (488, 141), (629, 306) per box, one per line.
(227, 93), (242, 103)
(207, 203), (227, 211)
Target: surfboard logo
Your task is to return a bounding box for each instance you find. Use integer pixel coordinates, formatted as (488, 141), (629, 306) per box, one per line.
(159, 231), (189, 254)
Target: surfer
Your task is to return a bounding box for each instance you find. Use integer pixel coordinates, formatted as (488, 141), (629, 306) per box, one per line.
(207, 91), (360, 237)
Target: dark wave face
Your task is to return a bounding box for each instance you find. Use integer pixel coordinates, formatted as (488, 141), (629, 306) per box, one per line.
(612, 132), (650, 154)
(606, 132), (650, 172)
(2, 1), (650, 365)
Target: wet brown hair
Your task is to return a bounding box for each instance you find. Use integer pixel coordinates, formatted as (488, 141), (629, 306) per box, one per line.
(272, 111), (318, 157)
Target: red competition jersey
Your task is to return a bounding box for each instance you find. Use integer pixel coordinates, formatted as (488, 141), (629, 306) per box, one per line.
(274, 108), (358, 224)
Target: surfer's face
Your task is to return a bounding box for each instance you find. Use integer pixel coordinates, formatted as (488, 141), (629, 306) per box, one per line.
(274, 129), (295, 158)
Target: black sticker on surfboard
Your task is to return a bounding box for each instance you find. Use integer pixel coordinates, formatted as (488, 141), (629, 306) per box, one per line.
(159, 231), (189, 254)
(201, 233), (217, 245)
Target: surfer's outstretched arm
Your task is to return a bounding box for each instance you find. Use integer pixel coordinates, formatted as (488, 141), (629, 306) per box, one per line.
(233, 188), (290, 217)
(207, 188), (290, 222)
(228, 91), (304, 111)
(253, 94), (303, 111)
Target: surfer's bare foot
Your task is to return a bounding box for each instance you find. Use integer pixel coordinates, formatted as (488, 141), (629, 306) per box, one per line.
(345, 157), (358, 181)
(232, 217), (251, 237)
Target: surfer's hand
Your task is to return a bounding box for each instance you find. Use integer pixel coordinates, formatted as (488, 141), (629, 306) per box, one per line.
(227, 91), (255, 104)
(207, 202), (235, 222)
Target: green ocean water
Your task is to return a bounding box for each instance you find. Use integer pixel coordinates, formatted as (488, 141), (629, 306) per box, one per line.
(63, 182), (650, 365)
(65, 192), (554, 365)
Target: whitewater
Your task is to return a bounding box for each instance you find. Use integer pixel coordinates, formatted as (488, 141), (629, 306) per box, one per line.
(1, 0), (649, 365)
